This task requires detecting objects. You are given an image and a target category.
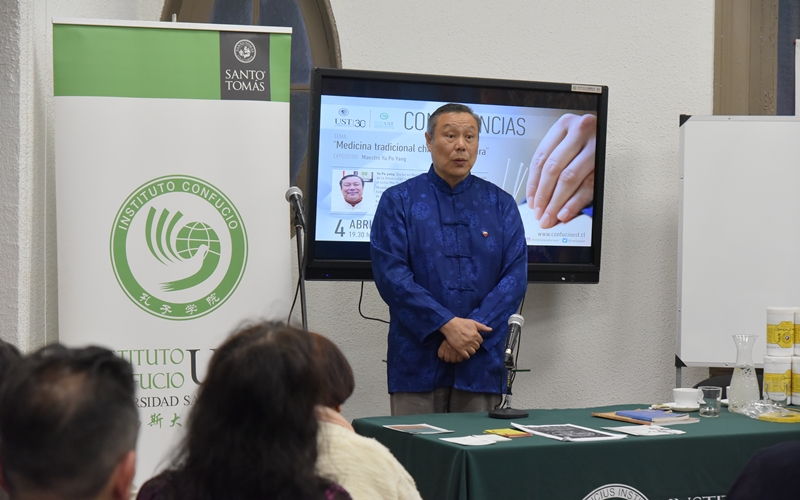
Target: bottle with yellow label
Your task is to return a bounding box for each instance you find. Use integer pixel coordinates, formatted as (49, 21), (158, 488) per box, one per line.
(767, 307), (794, 356)
(795, 308), (800, 356)
(764, 355), (792, 405)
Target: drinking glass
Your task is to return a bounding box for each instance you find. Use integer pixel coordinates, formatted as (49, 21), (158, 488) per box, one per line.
(698, 386), (722, 417)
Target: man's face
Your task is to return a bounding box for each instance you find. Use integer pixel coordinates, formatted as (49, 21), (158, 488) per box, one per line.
(341, 176), (364, 205)
(426, 112), (479, 188)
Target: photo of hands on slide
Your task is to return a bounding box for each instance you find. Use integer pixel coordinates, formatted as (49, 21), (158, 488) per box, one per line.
(524, 113), (596, 230)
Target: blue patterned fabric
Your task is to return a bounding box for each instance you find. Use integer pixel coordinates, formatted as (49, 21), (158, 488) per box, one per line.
(371, 166), (528, 394)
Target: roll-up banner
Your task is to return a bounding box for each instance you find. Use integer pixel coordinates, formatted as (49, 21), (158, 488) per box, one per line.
(53, 19), (292, 487)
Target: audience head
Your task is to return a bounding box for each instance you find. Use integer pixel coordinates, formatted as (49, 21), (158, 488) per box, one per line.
(312, 333), (355, 410)
(173, 321), (330, 500)
(0, 340), (20, 383)
(0, 344), (138, 500)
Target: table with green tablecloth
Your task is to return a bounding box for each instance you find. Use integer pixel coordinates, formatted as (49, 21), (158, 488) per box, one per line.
(352, 404), (800, 500)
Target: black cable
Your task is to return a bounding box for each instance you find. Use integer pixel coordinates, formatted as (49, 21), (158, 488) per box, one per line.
(287, 223), (304, 325)
(499, 296), (526, 407)
(287, 275), (301, 324)
(358, 281), (389, 324)
(509, 332), (521, 394)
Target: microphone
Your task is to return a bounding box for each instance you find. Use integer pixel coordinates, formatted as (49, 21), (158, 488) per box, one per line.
(285, 186), (306, 228)
(504, 314), (524, 368)
(489, 313), (528, 419)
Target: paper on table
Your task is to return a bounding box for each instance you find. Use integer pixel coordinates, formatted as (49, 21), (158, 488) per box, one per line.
(511, 422), (627, 442)
(601, 425), (685, 436)
(471, 434), (511, 443)
(440, 434), (512, 446)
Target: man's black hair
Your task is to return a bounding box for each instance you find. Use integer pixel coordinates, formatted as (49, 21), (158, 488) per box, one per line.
(426, 103), (481, 137)
(0, 340), (20, 384)
(0, 344), (138, 499)
(339, 174), (364, 188)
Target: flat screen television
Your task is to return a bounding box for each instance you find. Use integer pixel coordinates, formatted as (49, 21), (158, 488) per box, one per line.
(304, 68), (607, 283)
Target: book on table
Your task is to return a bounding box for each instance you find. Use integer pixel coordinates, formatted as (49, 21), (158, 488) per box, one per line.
(600, 425), (686, 436)
(591, 410), (699, 426)
(484, 428), (532, 438)
(383, 424), (453, 434)
(614, 409), (689, 423)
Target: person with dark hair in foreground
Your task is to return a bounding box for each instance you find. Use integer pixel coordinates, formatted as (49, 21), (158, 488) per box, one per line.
(0, 339), (21, 500)
(137, 322), (351, 500)
(312, 333), (422, 500)
(0, 344), (138, 500)
(0, 340), (20, 383)
(725, 439), (800, 499)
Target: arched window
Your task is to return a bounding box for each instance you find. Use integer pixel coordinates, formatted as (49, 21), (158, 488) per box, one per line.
(161, 0), (341, 185)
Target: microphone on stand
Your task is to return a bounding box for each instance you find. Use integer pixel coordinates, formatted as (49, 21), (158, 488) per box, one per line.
(285, 186), (308, 329)
(489, 313), (529, 419)
(285, 186), (306, 229)
(504, 314), (524, 368)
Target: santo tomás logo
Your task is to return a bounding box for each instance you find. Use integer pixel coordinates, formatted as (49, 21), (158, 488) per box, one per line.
(110, 175), (248, 320)
(234, 39), (256, 63)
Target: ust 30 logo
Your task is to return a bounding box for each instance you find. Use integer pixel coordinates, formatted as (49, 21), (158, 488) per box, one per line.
(110, 175), (248, 320)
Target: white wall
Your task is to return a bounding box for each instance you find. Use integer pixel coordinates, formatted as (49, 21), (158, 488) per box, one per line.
(0, 0), (24, 350)
(0, 0), (164, 352)
(1, 0), (713, 421)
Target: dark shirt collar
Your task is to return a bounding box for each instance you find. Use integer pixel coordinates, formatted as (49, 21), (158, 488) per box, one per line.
(427, 164), (473, 194)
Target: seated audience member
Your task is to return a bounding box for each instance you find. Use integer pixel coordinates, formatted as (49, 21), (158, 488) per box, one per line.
(0, 345), (138, 500)
(312, 333), (422, 500)
(0, 340), (20, 381)
(0, 340), (21, 500)
(137, 322), (351, 500)
(726, 439), (800, 499)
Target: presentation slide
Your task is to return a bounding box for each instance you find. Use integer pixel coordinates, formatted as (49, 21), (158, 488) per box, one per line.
(314, 95), (594, 247)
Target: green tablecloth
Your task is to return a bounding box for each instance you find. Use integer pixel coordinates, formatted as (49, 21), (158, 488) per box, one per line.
(352, 404), (800, 500)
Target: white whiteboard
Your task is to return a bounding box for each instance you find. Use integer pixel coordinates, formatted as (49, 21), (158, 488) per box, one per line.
(678, 116), (800, 367)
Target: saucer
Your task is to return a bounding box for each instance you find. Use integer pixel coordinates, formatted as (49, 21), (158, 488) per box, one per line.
(666, 402), (700, 412)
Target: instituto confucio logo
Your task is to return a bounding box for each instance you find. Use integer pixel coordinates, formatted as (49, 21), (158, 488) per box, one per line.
(583, 484), (649, 500)
(234, 39), (256, 63)
(110, 175), (248, 320)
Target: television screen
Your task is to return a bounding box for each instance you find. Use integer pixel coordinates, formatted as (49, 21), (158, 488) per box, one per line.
(304, 68), (607, 282)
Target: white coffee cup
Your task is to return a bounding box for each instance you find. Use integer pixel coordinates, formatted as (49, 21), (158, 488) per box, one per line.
(673, 387), (701, 408)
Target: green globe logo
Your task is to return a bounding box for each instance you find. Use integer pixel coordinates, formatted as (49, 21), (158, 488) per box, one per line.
(150, 220), (223, 292)
(110, 175), (247, 320)
(176, 222), (219, 259)
(175, 222), (219, 259)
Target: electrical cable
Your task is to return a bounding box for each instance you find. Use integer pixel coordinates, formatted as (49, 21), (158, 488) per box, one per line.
(358, 281), (389, 324)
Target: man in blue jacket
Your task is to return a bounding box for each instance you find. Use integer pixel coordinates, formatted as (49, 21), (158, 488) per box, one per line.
(371, 103), (528, 415)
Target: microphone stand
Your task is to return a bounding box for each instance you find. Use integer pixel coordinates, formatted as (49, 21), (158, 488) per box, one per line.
(488, 337), (528, 419)
(488, 370), (529, 418)
(292, 213), (308, 330)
